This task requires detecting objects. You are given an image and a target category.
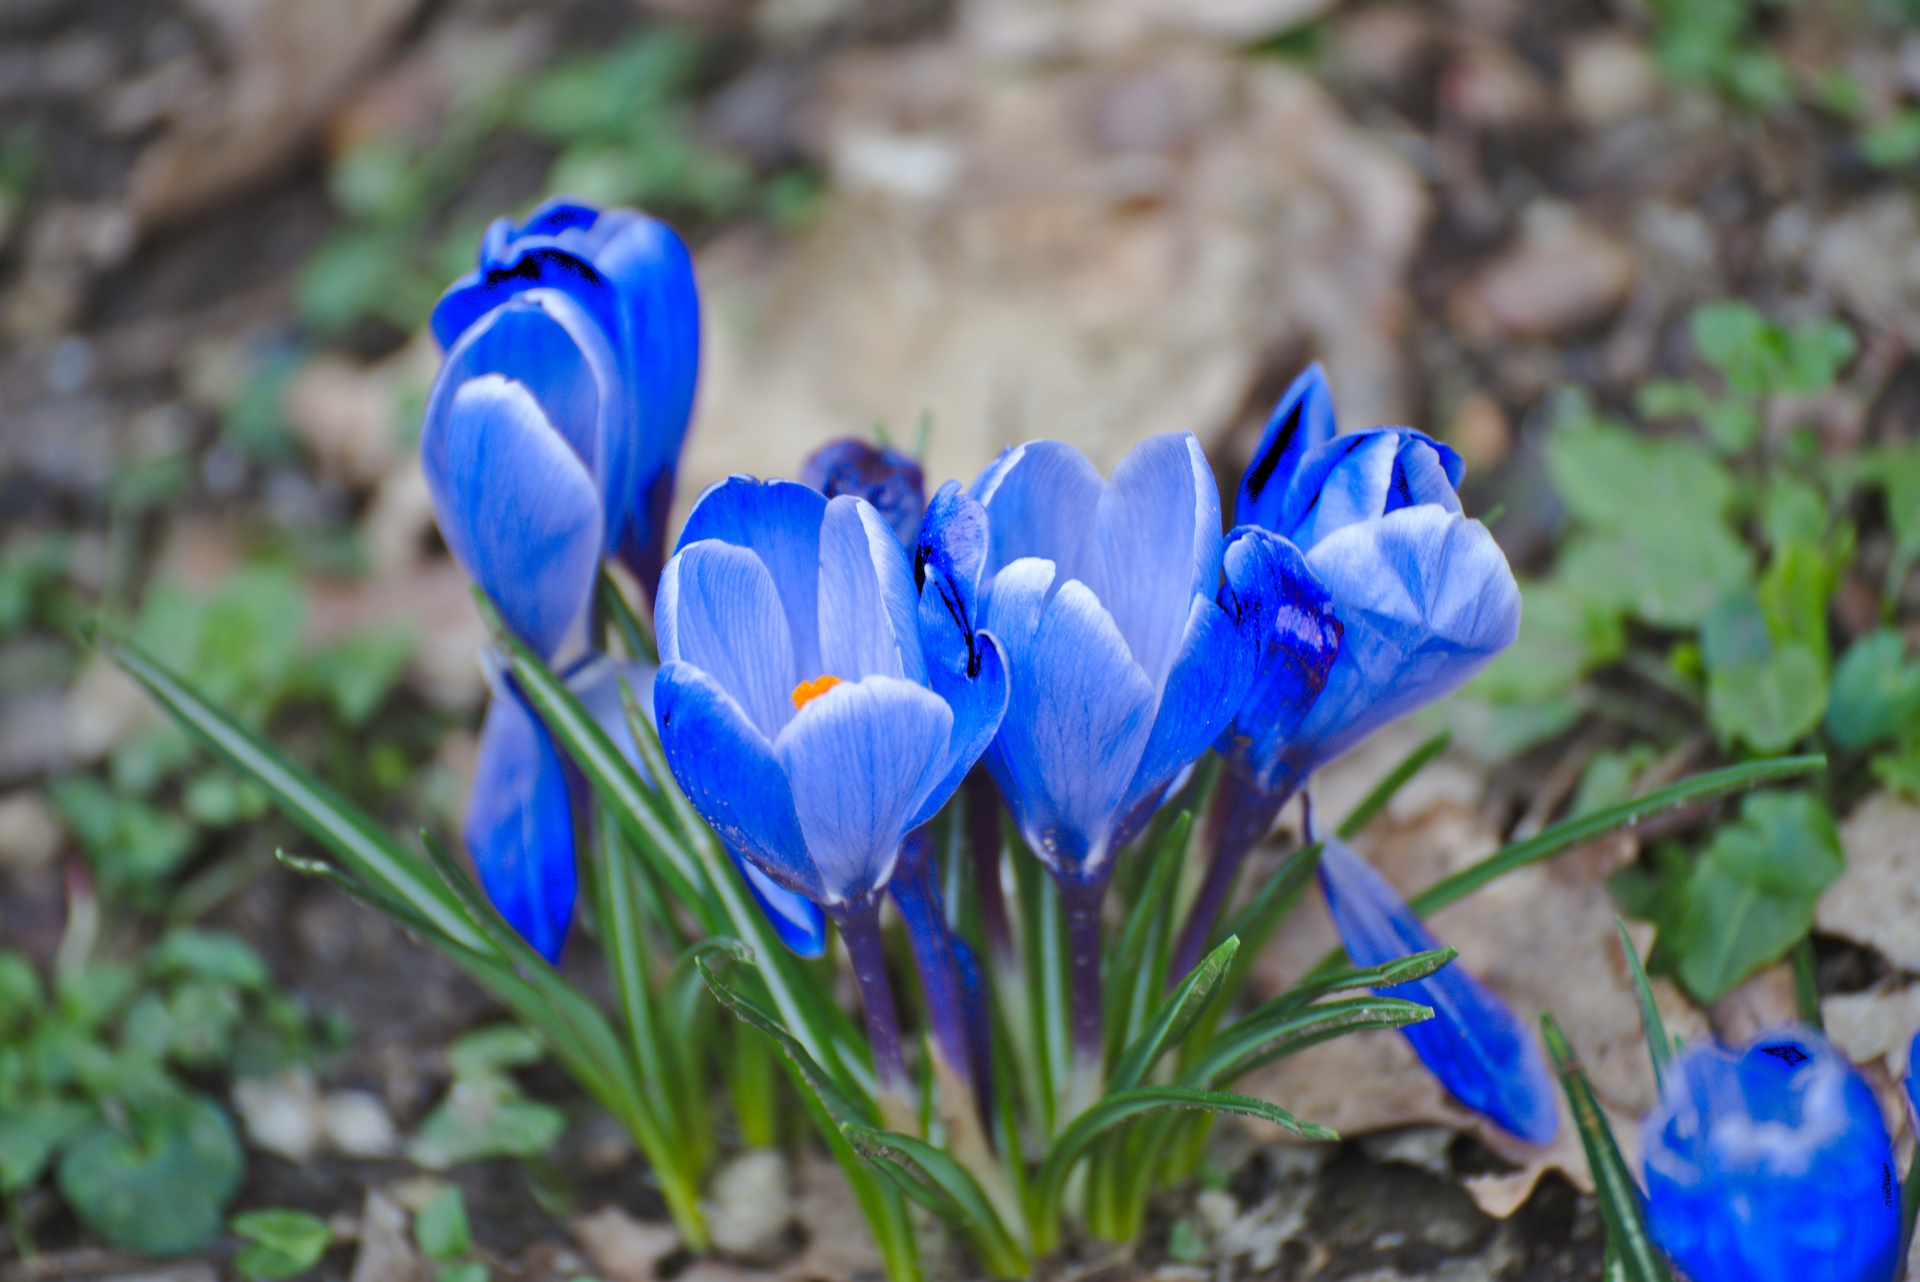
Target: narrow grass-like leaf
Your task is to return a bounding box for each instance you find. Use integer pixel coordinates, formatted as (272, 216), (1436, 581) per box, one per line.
(1180, 841), (1325, 1062)
(1410, 757), (1825, 917)
(1261, 948), (1456, 1022)
(1110, 936), (1238, 1094)
(695, 942), (872, 1127)
(1107, 811), (1191, 1059)
(598, 568), (657, 664)
(1338, 732), (1451, 839)
(1614, 919), (1671, 1093)
(104, 635), (483, 951)
(1187, 996), (1434, 1088)
(595, 812), (681, 1149)
(275, 850), (446, 944)
(841, 1124), (1030, 1278)
(1541, 1012), (1673, 1282)
(1030, 1087), (1333, 1253)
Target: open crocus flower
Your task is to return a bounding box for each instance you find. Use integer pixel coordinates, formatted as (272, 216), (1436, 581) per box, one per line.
(654, 476), (1008, 1101)
(1317, 835), (1557, 1145)
(1644, 1029), (1899, 1282)
(1172, 364), (1521, 980)
(432, 197), (699, 594)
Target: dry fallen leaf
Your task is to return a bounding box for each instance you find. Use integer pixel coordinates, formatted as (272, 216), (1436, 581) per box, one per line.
(1817, 793), (1920, 973)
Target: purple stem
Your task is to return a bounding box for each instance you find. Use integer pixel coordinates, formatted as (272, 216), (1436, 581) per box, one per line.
(964, 769), (1016, 969)
(832, 893), (911, 1101)
(1166, 770), (1292, 988)
(888, 832), (985, 1120)
(1059, 872), (1110, 1082)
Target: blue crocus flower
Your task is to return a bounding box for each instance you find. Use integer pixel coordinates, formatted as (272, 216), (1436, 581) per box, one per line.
(1316, 835), (1558, 1145)
(1644, 1029), (1899, 1282)
(653, 475), (1007, 1099)
(800, 438), (926, 547)
(432, 197), (699, 594)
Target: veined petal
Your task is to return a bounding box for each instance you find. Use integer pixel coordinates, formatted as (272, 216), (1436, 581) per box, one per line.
(431, 245), (623, 362)
(1215, 526), (1343, 793)
(466, 689), (578, 963)
(915, 481), (988, 602)
(656, 540), (798, 740)
(1384, 435), (1466, 517)
(654, 661), (820, 901)
(421, 375), (600, 662)
(728, 842), (828, 958)
(802, 438), (927, 547)
(773, 676), (953, 904)
(1293, 506), (1521, 775)
(1237, 363), (1339, 529)
(907, 592), (1008, 832)
(1089, 433), (1223, 690)
(678, 477), (827, 679)
(1279, 428), (1464, 551)
(971, 440), (1103, 583)
(985, 577), (1156, 876)
(1318, 837), (1558, 1145)
(1115, 594), (1248, 846)
(817, 496), (925, 684)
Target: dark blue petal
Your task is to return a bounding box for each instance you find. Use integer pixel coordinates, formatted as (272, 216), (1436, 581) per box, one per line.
(1114, 596), (1247, 848)
(420, 375), (600, 661)
(1291, 506), (1520, 776)
(801, 438), (927, 547)
(431, 244), (623, 358)
(981, 563), (1156, 878)
(677, 476), (828, 680)
(1215, 526), (1343, 793)
(772, 676), (952, 904)
(654, 661), (821, 902)
(728, 842), (828, 958)
(1236, 363), (1339, 530)
(655, 540), (798, 739)
(1644, 1030), (1899, 1282)
(1318, 837), (1558, 1145)
(466, 688), (578, 963)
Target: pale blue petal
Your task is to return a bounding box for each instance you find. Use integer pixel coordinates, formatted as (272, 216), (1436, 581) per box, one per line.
(773, 676), (952, 905)
(1278, 428), (1465, 551)
(1088, 433), (1223, 690)
(655, 541), (797, 739)
(570, 656), (657, 784)
(654, 661), (820, 901)
(1318, 837), (1558, 1145)
(970, 440), (1102, 583)
(985, 577), (1156, 877)
(728, 843), (828, 958)
(1236, 363), (1339, 529)
(466, 689), (577, 963)
(1294, 506), (1521, 774)
(678, 477), (826, 679)
(421, 375), (600, 661)
(817, 496), (925, 684)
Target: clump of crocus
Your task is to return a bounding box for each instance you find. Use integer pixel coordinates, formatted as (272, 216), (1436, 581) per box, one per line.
(1644, 1028), (1899, 1282)
(421, 199), (699, 961)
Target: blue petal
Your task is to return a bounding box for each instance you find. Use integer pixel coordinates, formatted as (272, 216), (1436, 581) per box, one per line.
(728, 842), (828, 958)
(1293, 506), (1521, 775)
(570, 656), (657, 784)
(1215, 526), (1343, 793)
(817, 496), (926, 684)
(1277, 428), (1464, 551)
(466, 688), (577, 963)
(589, 215), (701, 584)
(970, 440), (1103, 582)
(421, 375), (600, 662)
(1237, 363), (1339, 530)
(1317, 837), (1558, 1144)
(1115, 595), (1248, 847)
(655, 540), (798, 739)
(982, 565), (1156, 877)
(678, 476), (827, 680)
(1087, 433), (1223, 690)
(801, 438), (927, 546)
(772, 676), (953, 904)
(915, 481), (988, 601)
(431, 245), (623, 360)
(654, 661), (820, 901)
(907, 566), (1008, 832)
(1644, 1031), (1899, 1282)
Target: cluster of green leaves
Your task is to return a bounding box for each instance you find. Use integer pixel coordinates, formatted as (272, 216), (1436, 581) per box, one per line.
(299, 27), (820, 336)
(1459, 298), (1915, 1004)
(0, 535), (78, 639)
(413, 1184), (490, 1282)
(0, 930), (342, 1255)
(1646, 0), (1795, 110)
(406, 1025), (565, 1170)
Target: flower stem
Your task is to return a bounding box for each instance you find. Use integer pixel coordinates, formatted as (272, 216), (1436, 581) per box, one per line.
(889, 834), (980, 1115)
(1166, 770), (1290, 988)
(965, 770), (1016, 969)
(1058, 871), (1109, 1118)
(834, 893), (913, 1114)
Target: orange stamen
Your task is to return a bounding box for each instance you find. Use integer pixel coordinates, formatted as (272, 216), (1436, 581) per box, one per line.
(791, 674), (844, 710)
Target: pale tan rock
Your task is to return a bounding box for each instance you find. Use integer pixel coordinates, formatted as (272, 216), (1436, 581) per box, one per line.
(64, 654), (159, 762)
(1443, 37), (1553, 129)
(348, 1191), (427, 1282)
(0, 791), (63, 870)
(962, 0), (1333, 65)
(1809, 193), (1920, 350)
(572, 1205), (681, 1282)
(1451, 202), (1636, 341)
(233, 1068), (325, 1162)
(1563, 33), (1660, 129)
(1708, 963), (1799, 1045)
(1446, 390), (1511, 471)
(1817, 793), (1920, 972)
(705, 1149), (795, 1264)
(1826, 985), (1920, 1078)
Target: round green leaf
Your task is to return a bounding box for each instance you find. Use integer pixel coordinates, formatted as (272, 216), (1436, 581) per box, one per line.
(57, 1097), (242, 1254)
(233, 1209), (331, 1279)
